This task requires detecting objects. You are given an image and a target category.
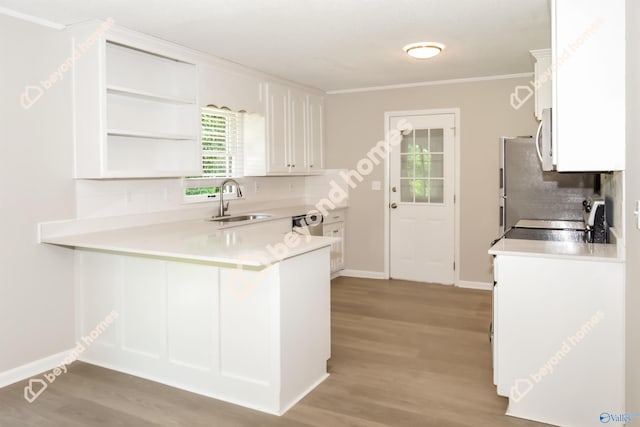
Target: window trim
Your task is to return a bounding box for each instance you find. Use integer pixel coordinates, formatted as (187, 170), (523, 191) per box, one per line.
(184, 106), (244, 202)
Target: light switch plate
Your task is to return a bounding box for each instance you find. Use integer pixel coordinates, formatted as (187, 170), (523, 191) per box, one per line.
(371, 180), (381, 191)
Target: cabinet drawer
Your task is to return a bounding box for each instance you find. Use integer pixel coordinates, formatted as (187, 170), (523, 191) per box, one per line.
(323, 209), (346, 224)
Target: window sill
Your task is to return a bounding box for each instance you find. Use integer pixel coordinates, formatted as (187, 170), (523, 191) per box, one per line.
(183, 194), (243, 204)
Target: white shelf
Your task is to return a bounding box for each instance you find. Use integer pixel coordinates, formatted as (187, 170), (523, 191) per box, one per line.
(70, 21), (201, 178)
(107, 85), (196, 105)
(107, 129), (197, 141)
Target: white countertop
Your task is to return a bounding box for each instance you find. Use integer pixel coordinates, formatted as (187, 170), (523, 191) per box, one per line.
(489, 238), (622, 262)
(41, 206), (342, 267)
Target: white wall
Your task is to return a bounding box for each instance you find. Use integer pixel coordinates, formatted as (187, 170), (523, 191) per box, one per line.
(0, 15), (75, 372)
(625, 0), (640, 413)
(325, 77), (539, 283)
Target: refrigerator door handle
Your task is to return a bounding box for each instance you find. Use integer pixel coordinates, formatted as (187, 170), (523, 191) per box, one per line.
(535, 121), (544, 164)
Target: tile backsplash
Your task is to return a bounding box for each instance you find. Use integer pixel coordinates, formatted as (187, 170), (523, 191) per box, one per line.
(75, 171), (348, 219)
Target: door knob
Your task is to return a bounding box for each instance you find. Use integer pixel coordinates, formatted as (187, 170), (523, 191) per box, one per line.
(390, 202), (398, 209)
(392, 186), (397, 192)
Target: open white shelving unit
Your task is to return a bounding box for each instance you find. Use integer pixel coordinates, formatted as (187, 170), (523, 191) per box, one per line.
(69, 22), (201, 178)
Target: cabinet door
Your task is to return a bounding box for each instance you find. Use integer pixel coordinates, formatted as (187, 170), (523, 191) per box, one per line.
(307, 94), (324, 171)
(322, 224), (336, 272)
(333, 222), (345, 271)
(266, 83), (289, 173)
(199, 64), (263, 114)
(552, 0), (625, 171)
(494, 255), (624, 426)
(323, 222), (344, 272)
(492, 257), (499, 388)
(288, 88), (308, 172)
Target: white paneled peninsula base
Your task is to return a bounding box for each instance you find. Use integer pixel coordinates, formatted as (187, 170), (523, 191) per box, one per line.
(42, 217), (332, 415)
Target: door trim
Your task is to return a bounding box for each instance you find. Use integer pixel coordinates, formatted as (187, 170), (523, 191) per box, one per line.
(383, 108), (461, 285)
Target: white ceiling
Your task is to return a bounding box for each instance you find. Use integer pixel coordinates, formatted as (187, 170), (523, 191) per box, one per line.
(0, 0), (551, 91)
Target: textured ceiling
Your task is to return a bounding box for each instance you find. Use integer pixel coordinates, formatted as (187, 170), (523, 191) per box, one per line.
(0, 0), (551, 91)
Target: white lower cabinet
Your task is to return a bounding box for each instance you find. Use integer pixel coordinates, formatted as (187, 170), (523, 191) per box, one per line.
(75, 247), (330, 415)
(492, 254), (624, 427)
(323, 209), (346, 273)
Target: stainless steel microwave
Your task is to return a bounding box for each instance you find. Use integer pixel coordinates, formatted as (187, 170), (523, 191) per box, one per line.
(535, 108), (554, 171)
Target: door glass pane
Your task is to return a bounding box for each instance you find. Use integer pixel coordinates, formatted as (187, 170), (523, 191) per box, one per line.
(414, 151), (429, 178)
(414, 179), (429, 203)
(400, 154), (413, 177)
(414, 129), (429, 153)
(430, 180), (444, 203)
(430, 128), (444, 152)
(395, 126), (445, 205)
(400, 179), (413, 202)
(430, 154), (443, 178)
(400, 131), (414, 153)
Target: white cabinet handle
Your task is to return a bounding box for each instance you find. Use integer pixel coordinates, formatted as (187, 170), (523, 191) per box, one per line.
(535, 121), (544, 163)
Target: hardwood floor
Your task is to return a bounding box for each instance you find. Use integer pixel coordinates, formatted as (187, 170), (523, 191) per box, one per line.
(0, 277), (549, 426)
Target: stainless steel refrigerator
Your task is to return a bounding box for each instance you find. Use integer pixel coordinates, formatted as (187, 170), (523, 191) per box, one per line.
(499, 136), (595, 231)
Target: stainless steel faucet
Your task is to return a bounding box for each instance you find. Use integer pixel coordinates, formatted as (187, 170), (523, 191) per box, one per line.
(216, 179), (243, 218)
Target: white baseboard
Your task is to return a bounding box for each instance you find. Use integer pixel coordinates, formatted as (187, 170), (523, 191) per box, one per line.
(456, 280), (493, 291)
(0, 349), (74, 388)
(339, 269), (386, 280)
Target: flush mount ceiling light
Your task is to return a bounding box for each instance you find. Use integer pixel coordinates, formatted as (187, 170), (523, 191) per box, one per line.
(403, 42), (445, 59)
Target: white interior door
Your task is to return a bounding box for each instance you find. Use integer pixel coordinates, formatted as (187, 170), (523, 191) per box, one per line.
(389, 113), (455, 284)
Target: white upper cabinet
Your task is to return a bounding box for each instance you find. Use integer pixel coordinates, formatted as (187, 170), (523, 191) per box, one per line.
(307, 94), (325, 171)
(288, 88), (309, 172)
(266, 82), (290, 174)
(198, 64), (263, 114)
(530, 49), (552, 121)
(552, 0), (625, 171)
(244, 82), (325, 176)
(67, 21), (324, 179)
(69, 21), (201, 178)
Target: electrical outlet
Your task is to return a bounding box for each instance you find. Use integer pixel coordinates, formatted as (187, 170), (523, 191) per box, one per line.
(254, 181), (259, 193)
(371, 180), (381, 191)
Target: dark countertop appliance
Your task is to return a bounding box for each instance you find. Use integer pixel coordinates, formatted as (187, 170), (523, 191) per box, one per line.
(583, 197), (608, 243)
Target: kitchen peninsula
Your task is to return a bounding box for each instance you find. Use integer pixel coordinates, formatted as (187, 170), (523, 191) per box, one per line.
(39, 213), (333, 415)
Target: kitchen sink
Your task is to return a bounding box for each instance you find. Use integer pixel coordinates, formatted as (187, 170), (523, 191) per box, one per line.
(210, 214), (271, 223)
(504, 227), (588, 243)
